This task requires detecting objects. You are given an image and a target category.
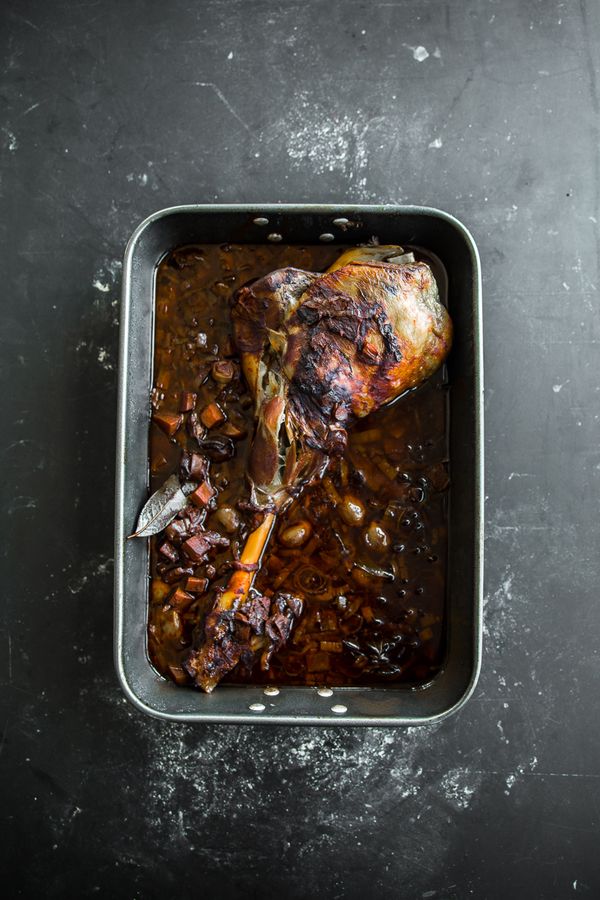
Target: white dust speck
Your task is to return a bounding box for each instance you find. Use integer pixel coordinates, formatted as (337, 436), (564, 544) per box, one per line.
(67, 557), (112, 596)
(412, 45), (429, 62)
(590, 216), (598, 224)
(291, 738), (317, 762)
(93, 559), (113, 577)
(504, 756), (538, 795)
(227, 51), (233, 60)
(7, 496), (38, 515)
(279, 97), (388, 198)
(5, 130), (19, 151)
(482, 564), (518, 646)
(97, 347), (113, 369)
(68, 574), (88, 595)
(270, 93), (431, 200)
(286, 110), (368, 174)
(553, 384), (563, 393)
(562, 282), (570, 291)
(428, 137), (443, 149)
(126, 172), (148, 187)
(440, 767), (481, 809)
(120, 716), (447, 853)
(497, 719), (509, 744)
(92, 259), (122, 305)
(433, 47), (441, 58)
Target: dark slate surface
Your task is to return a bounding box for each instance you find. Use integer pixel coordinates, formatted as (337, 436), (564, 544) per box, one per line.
(1, 0), (599, 896)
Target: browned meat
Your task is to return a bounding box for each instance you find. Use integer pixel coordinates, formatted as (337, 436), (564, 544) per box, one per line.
(185, 246), (452, 692)
(233, 252), (452, 509)
(183, 592), (303, 693)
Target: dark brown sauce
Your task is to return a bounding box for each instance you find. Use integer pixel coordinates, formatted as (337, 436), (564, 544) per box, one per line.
(148, 243), (449, 688)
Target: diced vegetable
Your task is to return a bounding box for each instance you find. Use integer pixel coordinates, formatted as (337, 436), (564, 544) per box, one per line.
(179, 391), (197, 412)
(189, 481), (216, 508)
(179, 450), (208, 481)
(153, 411), (183, 437)
(182, 534), (210, 562)
(169, 587), (195, 611)
(163, 566), (194, 584)
(186, 576), (209, 594)
(158, 541), (179, 562)
(200, 402), (226, 429)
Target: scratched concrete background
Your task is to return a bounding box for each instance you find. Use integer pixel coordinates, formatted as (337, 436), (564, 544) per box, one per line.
(1, 0), (599, 896)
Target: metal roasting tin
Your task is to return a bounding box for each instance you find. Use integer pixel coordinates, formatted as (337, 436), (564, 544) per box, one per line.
(114, 204), (483, 725)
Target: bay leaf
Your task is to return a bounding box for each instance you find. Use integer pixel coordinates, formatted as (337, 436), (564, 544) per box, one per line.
(128, 474), (197, 539)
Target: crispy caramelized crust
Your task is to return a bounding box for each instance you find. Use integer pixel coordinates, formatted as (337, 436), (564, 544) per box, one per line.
(231, 255), (452, 505)
(286, 261), (451, 424)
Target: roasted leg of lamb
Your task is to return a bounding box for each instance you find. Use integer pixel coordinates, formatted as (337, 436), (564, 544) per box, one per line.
(185, 246), (453, 691)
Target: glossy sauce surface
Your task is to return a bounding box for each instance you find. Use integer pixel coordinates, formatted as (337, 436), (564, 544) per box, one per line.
(148, 243), (449, 688)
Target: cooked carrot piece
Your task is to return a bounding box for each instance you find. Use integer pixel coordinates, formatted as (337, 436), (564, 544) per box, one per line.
(186, 576), (209, 594)
(169, 587), (195, 611)
(200, 402), (226, 429)
(153, 411), (183, 436)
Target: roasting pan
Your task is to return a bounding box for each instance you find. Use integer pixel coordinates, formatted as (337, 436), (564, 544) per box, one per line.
(114, 204), (483, 725)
